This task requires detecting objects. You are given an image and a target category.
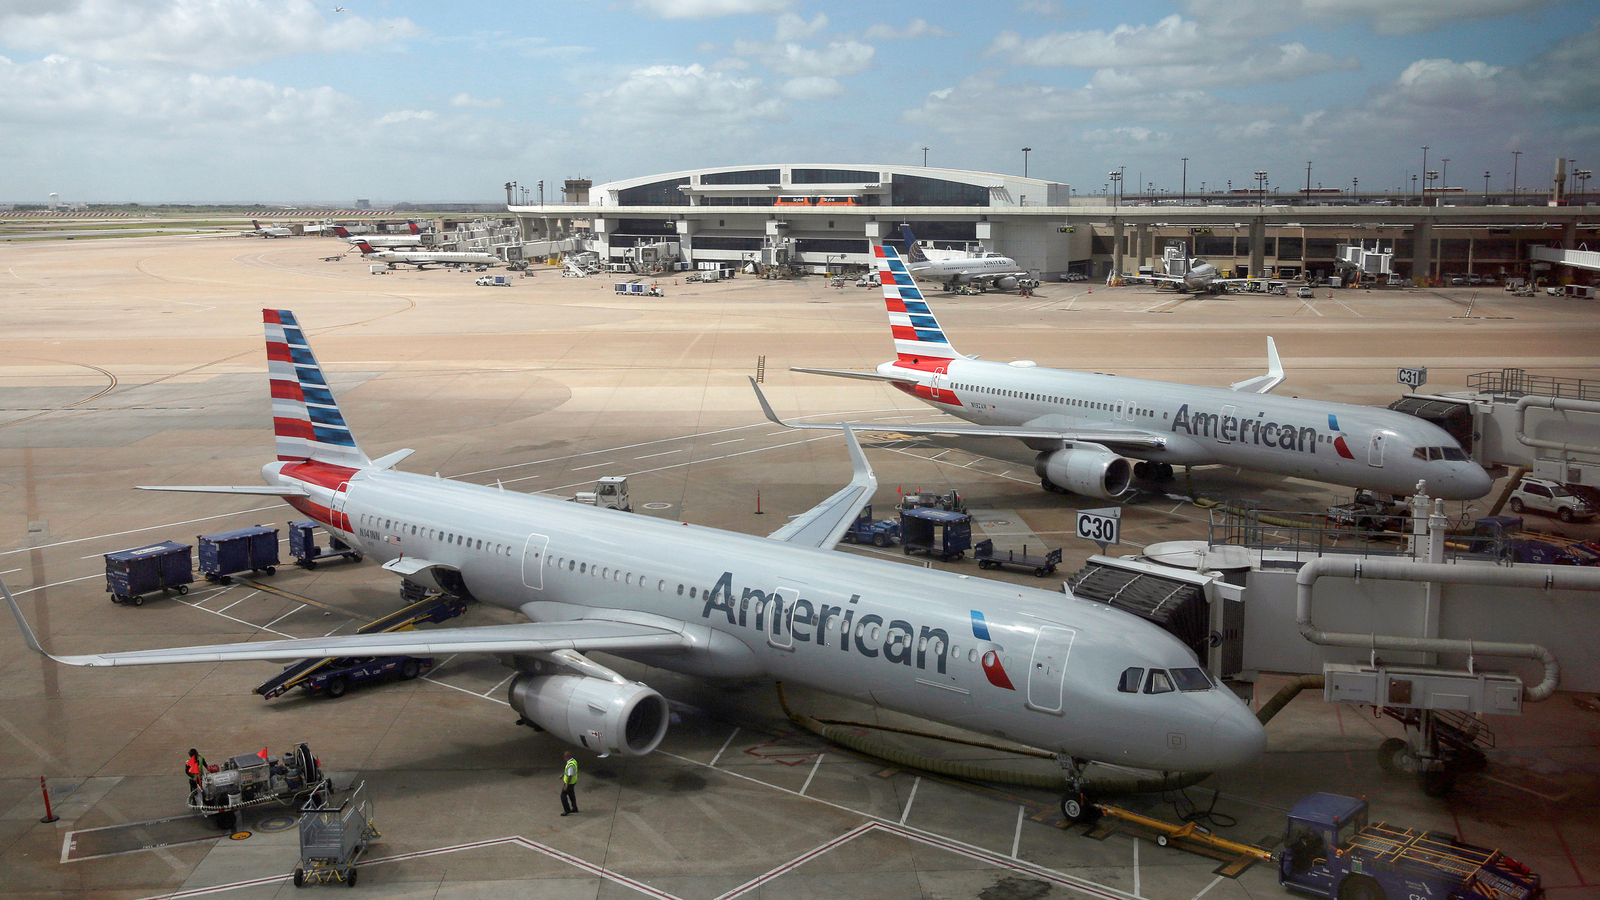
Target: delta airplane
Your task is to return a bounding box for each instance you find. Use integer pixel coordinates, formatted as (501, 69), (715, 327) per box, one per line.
(4, 309), (1266, 816)
(898, 225), (1032, 292)
(354, 239), (499, 269)
(773, 242), (1492, 502)
(251, 219), (292, 238)
(335, 223), (426, 248)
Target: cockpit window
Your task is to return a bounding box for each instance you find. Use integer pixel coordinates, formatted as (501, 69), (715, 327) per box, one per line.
(1413, 446), (1469, 462)
(1171, 667), (1212, 692)
(1118, 667), (1144, 693)
(1144, 669), (1175, 694)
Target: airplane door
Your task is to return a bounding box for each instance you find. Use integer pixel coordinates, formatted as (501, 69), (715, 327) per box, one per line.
(331, 481), (352, 531)
(521, 533), (550, 590)
(1219, 405), (1237, 443)
(931, 367), (948, 403)
(1368, 431), (1386, 467)
(765, 585), (801, 651)
(1025, 625), (1077, 714)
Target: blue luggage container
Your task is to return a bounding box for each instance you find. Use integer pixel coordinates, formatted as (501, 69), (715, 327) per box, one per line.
(288, 521), (362, 569)
(198, 526), (280, 584)
(104, 541), (193, 606)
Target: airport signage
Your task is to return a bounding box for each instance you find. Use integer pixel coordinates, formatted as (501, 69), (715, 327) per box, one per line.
(1397, 367), (1428, 389)
(1057, 226), (1076, 233)
(1076, 507), (1121, 553)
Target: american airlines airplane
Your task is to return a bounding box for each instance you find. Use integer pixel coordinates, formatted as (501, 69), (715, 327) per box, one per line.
(354, 239), (499, 269)
(335, 223), (426, 248)
(3, 309), (1266, 817)
(777, 243), (1492, 502)
(898, 225), (1032, 292)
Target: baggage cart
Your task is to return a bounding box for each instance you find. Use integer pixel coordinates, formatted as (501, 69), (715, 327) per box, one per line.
(295, 781), (379, 887)
(198, 526), (279, 584)
(974, 539), (1062, 576)
(104, 541), (193, 605)
(288, 521), (362, 570)
(900, 508), (972, 561)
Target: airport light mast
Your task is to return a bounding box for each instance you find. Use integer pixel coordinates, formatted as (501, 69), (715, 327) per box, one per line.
(1255, 170), (1268, 209)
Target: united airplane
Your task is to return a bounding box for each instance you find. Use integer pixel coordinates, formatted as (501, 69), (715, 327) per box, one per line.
(4, 309), (1266, 816)
(898, 225), (1032, 292)
(777, 242), (1491, 501)
(335, 223), (426, 248)
(354, 239), (499, 269)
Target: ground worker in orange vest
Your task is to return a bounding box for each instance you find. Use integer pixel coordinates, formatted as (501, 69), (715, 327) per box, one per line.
(185, 749), (207, 791)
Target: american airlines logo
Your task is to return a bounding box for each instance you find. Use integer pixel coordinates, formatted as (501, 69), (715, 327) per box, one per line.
(1169, 403), (1354, 459)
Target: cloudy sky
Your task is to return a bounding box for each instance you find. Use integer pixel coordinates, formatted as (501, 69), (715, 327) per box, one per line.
(3, 0), (1596, 204)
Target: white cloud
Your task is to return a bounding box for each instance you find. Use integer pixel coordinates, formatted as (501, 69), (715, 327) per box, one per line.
(863, 18), (949, 40)
(0, 0), (422, 70)
(1080, 125), (1170, 146)
(1086, 43), (1357, 92)
(376, 109), (438, 125)
(1019, 0), (1062, 13)
(780, 75), (840, 100)
(735, 38), (874, 77)
(1180, 0), (1555, 35)
(627, 0), (790, 19)
(774, 11), (826, 40)
(581, 63), (784, 129)
(450, 92), (503, 108)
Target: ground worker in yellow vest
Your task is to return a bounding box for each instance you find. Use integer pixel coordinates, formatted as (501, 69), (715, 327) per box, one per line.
(560, 751), (579, 816)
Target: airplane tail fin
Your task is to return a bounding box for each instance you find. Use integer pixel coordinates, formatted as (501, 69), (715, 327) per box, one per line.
(898, 224), (930, 263)
(407, 220), (420, 234)
(355, 239), (376, 254)
(333, 225), (351, 238)
(876, 243), (959, 362)
(264, 309), (371, 468)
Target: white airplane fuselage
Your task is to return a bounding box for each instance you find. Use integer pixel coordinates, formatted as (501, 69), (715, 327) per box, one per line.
(909, 255), (1024, 285)
(271, 459), (1265, 773)
(348, 235), (425, 248)
(875, 357), (1491, 500)
(363, 248), (499, 268)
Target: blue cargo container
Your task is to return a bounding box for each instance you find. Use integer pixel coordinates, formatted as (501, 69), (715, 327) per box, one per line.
(104, 541), (193, 605)
(287, 521), (362, 569)
(198, 526), (280, 584)
(900, 508), (972, 561)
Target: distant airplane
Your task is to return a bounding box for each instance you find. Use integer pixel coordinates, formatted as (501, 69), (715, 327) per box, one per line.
(251, 219), (292, 238)
(772, 242), (1492, 501)
(896, 224), (1032, 292)
(354, 239), (499, 269)
(335, 223), (425, 248)
(1119, 244), (1263, 294)
(3, 308), (1266, 819)
(331, 6), (345, 12)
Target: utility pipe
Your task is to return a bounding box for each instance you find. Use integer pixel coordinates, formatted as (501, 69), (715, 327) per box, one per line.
(1515, 395), (1600, 457)
(1295, 557), (1600, 701)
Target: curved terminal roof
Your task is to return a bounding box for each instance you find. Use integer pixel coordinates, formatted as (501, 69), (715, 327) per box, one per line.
(587, 164), (1069, 209)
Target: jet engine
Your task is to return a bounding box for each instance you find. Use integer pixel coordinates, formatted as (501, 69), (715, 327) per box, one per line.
(1034, 446), (1132, 499)
(508, 673), (669, 757)
(995, 276), (1019, 291)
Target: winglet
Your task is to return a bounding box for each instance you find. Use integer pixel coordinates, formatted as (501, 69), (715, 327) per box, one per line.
(2, 574), (54, 661)
(369, 448), (414, 470)
(1229, 336), (1286, 394)
(750, 377), (787, 427)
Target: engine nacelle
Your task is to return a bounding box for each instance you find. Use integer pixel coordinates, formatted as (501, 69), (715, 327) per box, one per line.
(996, 276), (1019, 291)
(508, 673), (669, 757)
(1035, 447), (1132, 499)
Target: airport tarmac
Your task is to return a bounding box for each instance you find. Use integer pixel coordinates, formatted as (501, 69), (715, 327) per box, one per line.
(1, 234), (1597, 899)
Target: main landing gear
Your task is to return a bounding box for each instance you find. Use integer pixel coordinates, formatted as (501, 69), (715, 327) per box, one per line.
(1132, 461), (1176, 482)
(1057, 755), (1100, 824)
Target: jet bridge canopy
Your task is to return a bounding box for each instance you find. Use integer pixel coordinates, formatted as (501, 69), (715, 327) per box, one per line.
(1066, 561), (1210, 664)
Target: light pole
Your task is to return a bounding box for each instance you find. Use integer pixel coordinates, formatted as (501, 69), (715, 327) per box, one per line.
(1421, 145), (1429, 203)
(1426, 170), (1438, 198)
(538, 180), (544, 206)
(1305, 160), (1312, 201)
(1108, 171), (1122, 210)
(1022, 147), (1031, 178)
(1411, 173), (1418, 200)
(922, 147), (928, 167)
(1441, 158), (1449, 192)
(1353, 176), (1359, 199)
(1181, 157), (1188, 204)
(1255, 170), (1267, 209)
(1578, 169), (1593, 201)
(1484, 170), (1491, 202)
(1512, 150), (1521, 201)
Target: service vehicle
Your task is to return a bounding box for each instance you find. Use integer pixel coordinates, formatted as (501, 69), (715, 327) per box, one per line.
(1326, 491), (1410, 533)
(1508, 477), (1595, 522)
(897, 490), (967, 515)
(296, 655), (434, 698)
(900, 507), (972, 561)
(190, 742), (327, 831)
(1458, 516), (1600, 565)
(840, 505), (900, 547)
(572, 475), (631, 511)
(974, 539), (1061, 576)
(1296, 286), (1315, 298)
(475, 274), (510, 286)
(1278, 793), (1541, 900)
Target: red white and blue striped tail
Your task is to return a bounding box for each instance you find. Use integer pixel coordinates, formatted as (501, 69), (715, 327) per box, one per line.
(876, 243), (958, 362)
(264, 309), (370, 468)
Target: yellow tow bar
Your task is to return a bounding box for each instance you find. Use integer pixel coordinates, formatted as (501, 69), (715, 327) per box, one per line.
(1095, 804), (1273, 863)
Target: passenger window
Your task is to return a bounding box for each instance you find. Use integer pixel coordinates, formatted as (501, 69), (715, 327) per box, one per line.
(677, 584), (684, 595)
(690, 587), (697, 598)
(1118, 667), (1144, 693)
(569, 560), (576, 571)
(579, 563), (586, 573)
(1171, 667), (1212, 692)
(1145, 669), (1175, 694)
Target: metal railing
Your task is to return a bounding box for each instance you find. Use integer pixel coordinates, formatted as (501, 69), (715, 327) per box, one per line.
(1467, 368), (1600, 401)
(1205, 504), (1504, 566)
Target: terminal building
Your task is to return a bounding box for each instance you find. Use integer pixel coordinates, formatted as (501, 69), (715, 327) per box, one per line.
(509, 164), (1598, 286)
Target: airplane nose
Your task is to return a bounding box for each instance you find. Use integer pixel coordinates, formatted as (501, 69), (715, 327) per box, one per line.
(1208, 702), (1267, 769)
(1442, 465), (1494, 501)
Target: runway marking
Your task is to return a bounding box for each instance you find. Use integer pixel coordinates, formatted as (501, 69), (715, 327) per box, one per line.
(571, 462), (609, 471)
(1133, 830), (1142, 897)
(0, 505), (286, 558)
(708, 439), (744, 446)
(1188, 875), (1226, 900)
(634, 449), (682, 460)
(482, 671), (518, 697)
(799, 753), (824, 796)
(543, 434), (841, 493)
(10, 572), (107, 595)
(214, 590), (259, 614)
(899, 775), (921, 825)
(708, 726), (740, 767)
(262, 605), (299, 629)
(172, 596), (295, 639)
(1011, 804), (1025, 858)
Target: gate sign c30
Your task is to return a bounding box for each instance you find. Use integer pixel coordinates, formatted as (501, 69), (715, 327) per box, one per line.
(1075, 507), (1121, 552)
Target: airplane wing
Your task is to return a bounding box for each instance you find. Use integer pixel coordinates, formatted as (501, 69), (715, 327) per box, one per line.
(3, 575), (688, 668)
(136, 484), (309, 496)
(789, 366), (919, 385)
(751, 378), (1166, 451)
(762, 418), (876, 550)
(1228, 337), (1286, 394)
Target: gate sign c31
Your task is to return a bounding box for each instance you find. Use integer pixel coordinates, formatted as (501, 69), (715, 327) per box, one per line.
(1397, 366), (1427, 388)
(1075, 507), (1121, 550)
